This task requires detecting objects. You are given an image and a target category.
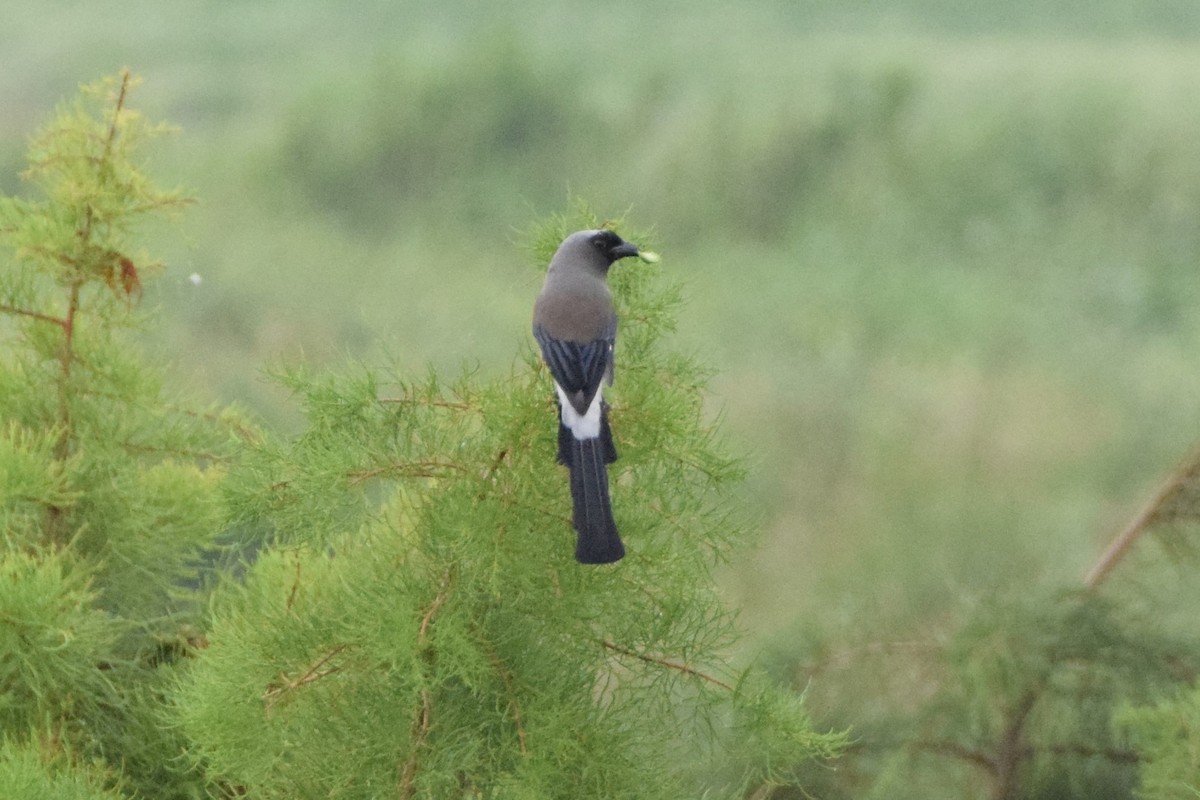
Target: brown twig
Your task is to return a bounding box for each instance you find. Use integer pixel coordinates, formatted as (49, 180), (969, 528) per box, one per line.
(1084, 447), (1200, 589)
(1041, 742), (1139, 763)
(399, 690), (433, 797)
(913, 736), (1140, 787)
(914, 738), (997, 774)
(992, 688), (1040, 800)
(102, 70), (131, 159)
(0, 304), (68, 328)
(601, 640), (735, 692)
(479, 634), (528, 755)
(266, 456), (480, 502)
(261, 643), (351, 711)
(166, 403), (263, 445)
(475, 447), (514, 557)
(379, 396), (478, 413)
(399, 574), (454, 799)
(348, 460), (468, 485)
(43, 74), (134, 543)
(119, 441), (230, 463)
(285, 558), (302, 613)
(417, 583), (451, 643)
(481, 448), (509, 483)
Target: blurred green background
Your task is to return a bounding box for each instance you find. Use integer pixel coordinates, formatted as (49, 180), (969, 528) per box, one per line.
(6, 0), (1200, 760)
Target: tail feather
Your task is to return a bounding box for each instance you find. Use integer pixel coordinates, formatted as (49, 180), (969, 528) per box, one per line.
(598, 402), (618, 463)
(568, 437), (624, 564)
(557, 401), (617, 465)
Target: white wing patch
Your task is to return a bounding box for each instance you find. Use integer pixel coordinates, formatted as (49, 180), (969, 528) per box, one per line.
(554, 382), (603, 440)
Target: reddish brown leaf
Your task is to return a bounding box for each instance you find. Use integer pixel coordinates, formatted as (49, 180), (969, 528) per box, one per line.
(119, 256), (142, 302)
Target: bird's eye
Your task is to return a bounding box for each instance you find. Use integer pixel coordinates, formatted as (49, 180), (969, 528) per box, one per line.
(592, 231), (619, 251)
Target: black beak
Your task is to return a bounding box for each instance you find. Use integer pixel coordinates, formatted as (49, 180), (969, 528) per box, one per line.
(610, 242), (640, 261)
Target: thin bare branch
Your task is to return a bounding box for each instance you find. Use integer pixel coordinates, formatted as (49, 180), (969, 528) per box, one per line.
(479, 633), (528, 755)
(119, 441), (230, 463)
(993, 688), (1040, 800)
(102, 69), (132, 160)
(601, 640), (735, 692)
(1085, 447), (1200, 588)
(912, 739), (997, 774)
(285, 559), (302, 613)
(261, 643), (351, 711)
(0, 303), (68, 328)
(396, 573), (451, 796)
(417, 583), (451, 645)
(399, 690), (433, 799)
(379, 396), (479, 413)
(348, 460), (468, 485)
(399, 572), (454, 799)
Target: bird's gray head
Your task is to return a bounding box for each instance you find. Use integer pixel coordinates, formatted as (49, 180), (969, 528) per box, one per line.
(548, 229), (641, 278)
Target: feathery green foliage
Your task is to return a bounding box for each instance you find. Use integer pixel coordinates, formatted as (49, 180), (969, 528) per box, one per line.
(1086, 448), (1200, 799)
(0, 70), (237, 621)
(756, 440), (1200, 798)
(1122, 687), (1200, 800)
(0, 549), (118, 734)
(0, 739), (124, 800)
(177, 204), (841, 797)
(0, 71), (252, 798)
(1, 69), (837, 799)
(763, 586), (1200, 800)
(11, 43), (1200, 798)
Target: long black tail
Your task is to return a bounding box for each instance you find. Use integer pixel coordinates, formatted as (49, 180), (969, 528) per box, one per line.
(567, 436), (624, 564)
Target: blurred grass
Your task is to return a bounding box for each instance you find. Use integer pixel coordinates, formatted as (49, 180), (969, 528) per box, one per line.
(6, 0), (1200, 710)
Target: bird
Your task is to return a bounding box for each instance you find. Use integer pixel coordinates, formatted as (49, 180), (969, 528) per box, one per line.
(532, 229), (643, 564)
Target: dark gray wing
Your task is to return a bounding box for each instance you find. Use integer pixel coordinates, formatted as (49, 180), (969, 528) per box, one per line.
(533, 323), (614, 416)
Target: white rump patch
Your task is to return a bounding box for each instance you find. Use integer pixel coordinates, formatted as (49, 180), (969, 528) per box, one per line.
(555, 382), (603, 440)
